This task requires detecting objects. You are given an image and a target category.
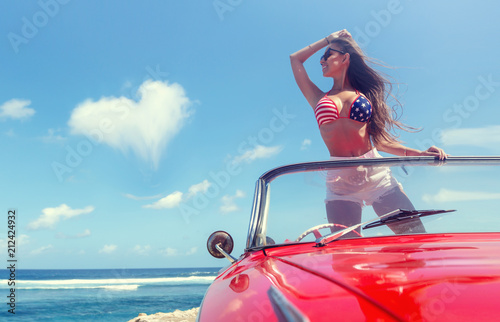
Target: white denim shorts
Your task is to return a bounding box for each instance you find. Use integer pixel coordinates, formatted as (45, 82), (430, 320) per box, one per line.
(325, 148), (402, 207)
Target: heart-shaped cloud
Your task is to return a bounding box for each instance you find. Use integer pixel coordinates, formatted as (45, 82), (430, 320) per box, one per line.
(68, 80), (193, 169)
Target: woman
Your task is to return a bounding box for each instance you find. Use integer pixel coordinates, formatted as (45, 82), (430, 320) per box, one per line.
(290, 29), (447, 234)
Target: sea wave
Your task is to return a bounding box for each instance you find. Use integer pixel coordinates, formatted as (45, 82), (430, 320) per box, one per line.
(20, 284), (141, 291)
(0, 275), (216, 290)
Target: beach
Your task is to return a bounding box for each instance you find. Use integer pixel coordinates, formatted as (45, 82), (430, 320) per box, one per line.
(128, 308), (199, 322)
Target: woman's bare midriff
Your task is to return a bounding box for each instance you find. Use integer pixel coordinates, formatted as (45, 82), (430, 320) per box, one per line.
(319, 119), (372, 157)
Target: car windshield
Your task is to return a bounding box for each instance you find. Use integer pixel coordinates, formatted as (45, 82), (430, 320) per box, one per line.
(246, 157), (500, 249)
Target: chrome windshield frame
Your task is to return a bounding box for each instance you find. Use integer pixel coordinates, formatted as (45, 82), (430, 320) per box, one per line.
(245, 156), (500, 250)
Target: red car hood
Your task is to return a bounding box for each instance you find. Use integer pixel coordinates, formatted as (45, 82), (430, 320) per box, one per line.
(266, 233), (500, 321)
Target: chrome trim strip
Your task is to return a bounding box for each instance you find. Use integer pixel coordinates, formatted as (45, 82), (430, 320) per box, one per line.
(255, 181), (270, 248)
(267, 285), (310, 322)
(247, 179), (270, 249)
(246, 179), (265, 249)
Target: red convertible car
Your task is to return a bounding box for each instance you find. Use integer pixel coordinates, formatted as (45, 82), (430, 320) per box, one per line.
(198, 156), (500, 321)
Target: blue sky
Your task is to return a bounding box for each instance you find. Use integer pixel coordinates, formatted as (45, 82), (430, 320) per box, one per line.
(1, 0), (499, 269)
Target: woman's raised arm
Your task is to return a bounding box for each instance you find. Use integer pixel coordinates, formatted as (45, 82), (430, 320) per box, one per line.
(290, 30), (352, 108)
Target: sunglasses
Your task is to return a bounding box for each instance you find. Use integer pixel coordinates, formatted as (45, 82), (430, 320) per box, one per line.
(321, 47), (346, 61)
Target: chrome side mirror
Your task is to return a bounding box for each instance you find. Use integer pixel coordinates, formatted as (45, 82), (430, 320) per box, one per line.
(207, 231), (236, 263)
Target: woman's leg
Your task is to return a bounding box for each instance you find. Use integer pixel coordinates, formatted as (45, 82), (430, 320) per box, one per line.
(372, 186), (426, 234)
(326, 200), (363, 237)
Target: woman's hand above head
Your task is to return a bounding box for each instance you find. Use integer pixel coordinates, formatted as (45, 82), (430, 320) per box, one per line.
(290, 29), (354, 108)
(326, 29), (352, 43)
(420, 146), (448, 160)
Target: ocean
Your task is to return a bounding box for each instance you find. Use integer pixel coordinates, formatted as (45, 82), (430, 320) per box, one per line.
(0, 267), (220, 321)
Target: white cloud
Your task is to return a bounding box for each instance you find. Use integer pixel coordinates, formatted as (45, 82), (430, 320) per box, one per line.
(132, 245), (151, 255)
(186, 247), (198, 255)
(187, 180), (211, 197)
(0, 99), (35, 120)
(78, 229), (91, 237)
(68, 80), (193, 169)
(41, 128), (66, 144)
(56, 229), (91, 239)
(220, 190), (245, 213)
(143, 191), (183, 209)
(422, 188), (500, 203)
(121, 80), (133, 91)
(99, 244), (117, 254)
(160, 247), (178, 256)
(31, 245), (53, 255)
(143, 180), (212, 210)
(28, 204), (94, 230)
(124, 193), (165, 201)
(18, 234), (30, 246)
(0, 234), (29, 250)
(301, 139), (312, 150)
(441, 126), (500, 150)
(232, 145), (283, 164)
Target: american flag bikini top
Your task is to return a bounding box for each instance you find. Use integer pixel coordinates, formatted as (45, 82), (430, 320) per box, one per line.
(314, 91), (372, 127)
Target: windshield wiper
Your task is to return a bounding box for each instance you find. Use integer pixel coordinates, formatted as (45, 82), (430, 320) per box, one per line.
(316, 208), (456, 247)
(363, 209), (456, 230)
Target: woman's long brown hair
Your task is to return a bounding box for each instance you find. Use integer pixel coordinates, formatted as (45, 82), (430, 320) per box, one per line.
(330, 37), (418, 146)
